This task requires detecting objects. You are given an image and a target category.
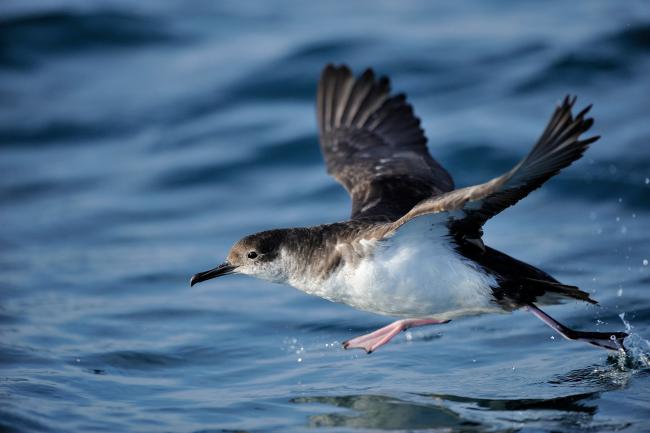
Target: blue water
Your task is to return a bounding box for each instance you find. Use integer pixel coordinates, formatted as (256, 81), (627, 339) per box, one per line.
(2, 1), (650, 432)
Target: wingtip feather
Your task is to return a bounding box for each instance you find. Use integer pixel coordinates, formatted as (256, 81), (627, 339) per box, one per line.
(576, 104), (593, 119)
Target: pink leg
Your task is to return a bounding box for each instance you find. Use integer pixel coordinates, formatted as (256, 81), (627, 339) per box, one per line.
(343, 318), (450, 354)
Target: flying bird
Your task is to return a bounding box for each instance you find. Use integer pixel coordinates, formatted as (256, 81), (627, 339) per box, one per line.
(191, 65), (627, 354)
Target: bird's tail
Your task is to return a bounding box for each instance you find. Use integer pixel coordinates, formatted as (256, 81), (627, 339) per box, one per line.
(526, 278), (598, 305)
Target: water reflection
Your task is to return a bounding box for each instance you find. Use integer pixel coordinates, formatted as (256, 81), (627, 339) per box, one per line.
(426, 391), (598, 414)
(293, 391), (602, 431)
(292, 394), (493, 431)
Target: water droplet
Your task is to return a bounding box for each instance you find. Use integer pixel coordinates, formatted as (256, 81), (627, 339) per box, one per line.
(621, 226), (627, 234)
(645, 177), (649, 185)
(617, 288), (623, 297)
(297, 357), (302, 363)
(643, 259), (648, 266)
(615, 216), (620, 222)
(550, 336), (555, 340)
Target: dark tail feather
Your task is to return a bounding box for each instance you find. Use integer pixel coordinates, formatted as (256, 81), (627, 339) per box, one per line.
(526, 278), (598, 305)
(526, 304), (627, 352)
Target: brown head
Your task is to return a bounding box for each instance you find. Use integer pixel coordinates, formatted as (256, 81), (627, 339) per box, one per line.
(190, 229), (290, 286)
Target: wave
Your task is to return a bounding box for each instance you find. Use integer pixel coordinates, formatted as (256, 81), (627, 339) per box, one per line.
(515, 21), (650, 93)
(605, 22), (650, 54)
(0, 9), (183, 70)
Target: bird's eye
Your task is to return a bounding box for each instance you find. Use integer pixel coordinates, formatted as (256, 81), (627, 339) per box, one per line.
(247, 251), (258, 259)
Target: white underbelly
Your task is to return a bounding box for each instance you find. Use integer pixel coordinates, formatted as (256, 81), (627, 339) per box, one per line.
(291, 221), (500, 319)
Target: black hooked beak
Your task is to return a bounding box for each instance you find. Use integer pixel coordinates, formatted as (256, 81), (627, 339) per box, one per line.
(190, 262), (237, 286)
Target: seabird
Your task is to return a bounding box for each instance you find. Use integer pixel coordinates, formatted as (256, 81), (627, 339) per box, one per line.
(191, 64), (627, 354)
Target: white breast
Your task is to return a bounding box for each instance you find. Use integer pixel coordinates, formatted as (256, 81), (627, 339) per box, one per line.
(288, 217), (500, 319)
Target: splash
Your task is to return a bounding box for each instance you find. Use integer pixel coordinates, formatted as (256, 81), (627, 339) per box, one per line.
(610, 313), (650, 370)
(282, 337), (306, 363)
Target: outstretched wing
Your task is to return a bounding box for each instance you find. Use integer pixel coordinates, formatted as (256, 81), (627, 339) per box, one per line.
(317, 64), (454, 221)
(391, 96), (598, 237)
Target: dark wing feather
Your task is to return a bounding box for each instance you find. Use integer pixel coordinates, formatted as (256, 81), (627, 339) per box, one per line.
(317, 64), (454, 221)
(391, 96), (598, 234)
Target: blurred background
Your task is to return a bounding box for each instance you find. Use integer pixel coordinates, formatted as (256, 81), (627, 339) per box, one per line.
(1, 1), (649, 432)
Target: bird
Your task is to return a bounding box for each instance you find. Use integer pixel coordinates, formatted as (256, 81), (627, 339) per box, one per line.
(190, 64), (628, 354)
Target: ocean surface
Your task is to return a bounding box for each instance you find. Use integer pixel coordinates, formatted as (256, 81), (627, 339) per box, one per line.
(2, 1), (650, 432)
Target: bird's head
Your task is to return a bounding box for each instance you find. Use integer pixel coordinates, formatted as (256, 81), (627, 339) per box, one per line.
(190, 229), (290, 286)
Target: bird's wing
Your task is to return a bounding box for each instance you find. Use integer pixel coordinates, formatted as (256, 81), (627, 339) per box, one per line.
(317, 64), (454, 221)
(389, 96), (598, 237)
